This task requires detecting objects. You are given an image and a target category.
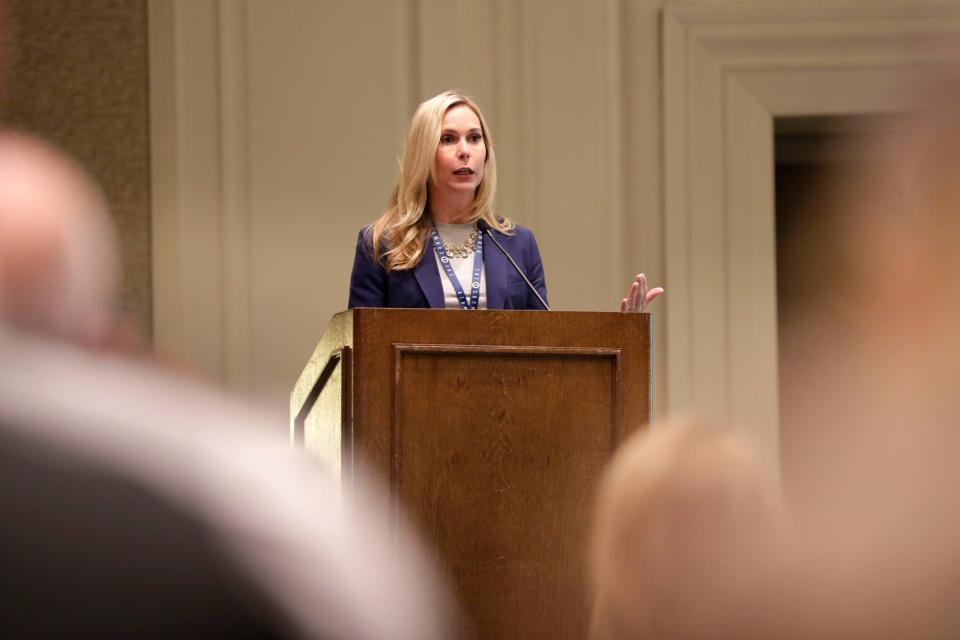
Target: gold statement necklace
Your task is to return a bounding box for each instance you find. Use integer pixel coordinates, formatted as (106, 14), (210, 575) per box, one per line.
(441, 225), (478, 259)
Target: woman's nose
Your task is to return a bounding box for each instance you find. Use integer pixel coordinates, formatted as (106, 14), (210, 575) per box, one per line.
(457, 140), (470, 158)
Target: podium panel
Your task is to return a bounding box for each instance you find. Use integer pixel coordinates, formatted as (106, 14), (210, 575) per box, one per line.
(292, 309), (650, 638)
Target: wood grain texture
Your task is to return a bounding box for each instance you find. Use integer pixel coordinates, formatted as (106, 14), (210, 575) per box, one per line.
(395, 346), (618, 637)
(292, 308), (651, 638)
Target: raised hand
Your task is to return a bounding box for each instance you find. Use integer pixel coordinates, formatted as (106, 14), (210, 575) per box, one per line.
(619, 273), (664, 313)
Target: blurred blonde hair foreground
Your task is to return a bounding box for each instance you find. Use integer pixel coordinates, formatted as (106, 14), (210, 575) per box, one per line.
(589, 418), (786, 640)
(770, 63), (960, 639)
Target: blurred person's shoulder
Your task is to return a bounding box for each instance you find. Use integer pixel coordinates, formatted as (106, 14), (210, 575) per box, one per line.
(0, 328), (454, 640)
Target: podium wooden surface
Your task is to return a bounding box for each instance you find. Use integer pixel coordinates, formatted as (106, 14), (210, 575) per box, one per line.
(291, 308), (650, 638)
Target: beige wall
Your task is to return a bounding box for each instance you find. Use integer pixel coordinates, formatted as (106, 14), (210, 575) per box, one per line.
(150, 0), (958, 446)
(9, 0), (937, 443)
(150, 0), (667, 410)
(5, 0), (152, 338)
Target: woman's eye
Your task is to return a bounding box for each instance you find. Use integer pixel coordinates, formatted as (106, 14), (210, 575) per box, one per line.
(440, 135), (454, 144)
(470, 134), (483, 143)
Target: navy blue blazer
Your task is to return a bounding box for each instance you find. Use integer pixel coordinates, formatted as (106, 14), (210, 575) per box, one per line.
(348, 224), (548, 310)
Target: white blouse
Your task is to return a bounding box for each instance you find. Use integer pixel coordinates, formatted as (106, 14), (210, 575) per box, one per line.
(432, 222), (488, 309)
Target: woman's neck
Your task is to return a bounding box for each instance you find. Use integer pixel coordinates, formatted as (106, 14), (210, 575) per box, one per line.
(429, 190), (474, 224)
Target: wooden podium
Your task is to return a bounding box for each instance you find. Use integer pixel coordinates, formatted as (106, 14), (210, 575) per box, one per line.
(291, 308), (650, 638)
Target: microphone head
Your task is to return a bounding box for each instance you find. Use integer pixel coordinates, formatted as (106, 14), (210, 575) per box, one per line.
(475, 218), (490, 232)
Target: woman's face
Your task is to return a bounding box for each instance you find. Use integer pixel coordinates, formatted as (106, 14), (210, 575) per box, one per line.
(430, 104), (486, 199)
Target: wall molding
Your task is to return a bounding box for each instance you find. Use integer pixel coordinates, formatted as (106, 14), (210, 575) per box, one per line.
(149, 0), (251, 388)
(662, 0), (960, 459)
(216, 0), (252, 391)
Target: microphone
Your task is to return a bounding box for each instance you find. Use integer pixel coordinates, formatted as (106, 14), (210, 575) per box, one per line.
(477, 219), (551, 311)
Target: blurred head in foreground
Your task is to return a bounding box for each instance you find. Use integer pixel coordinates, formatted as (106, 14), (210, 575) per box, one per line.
(769, 69), (960, 637)
(0, 130), (453, 637)
(0, 130), (119, 344)
(589, 418), (785, 640)
(0, 334), (454, 639)
(592, 80), (960, 638)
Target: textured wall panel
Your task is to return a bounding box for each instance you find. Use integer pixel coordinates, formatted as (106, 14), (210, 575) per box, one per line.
(4, 0), (152, 339)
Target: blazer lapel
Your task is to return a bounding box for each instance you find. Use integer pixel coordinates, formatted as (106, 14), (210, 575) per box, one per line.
(483, 231), (508, 310)
(414, 250), (445, 308)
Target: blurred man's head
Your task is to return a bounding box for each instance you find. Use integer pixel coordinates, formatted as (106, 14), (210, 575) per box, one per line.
(590, 419), (785, 640)
(0, 131), (118, 344)
(755, 62), (960, 639)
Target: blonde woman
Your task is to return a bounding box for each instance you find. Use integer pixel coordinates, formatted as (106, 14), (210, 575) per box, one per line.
(348, 90), (662, 311)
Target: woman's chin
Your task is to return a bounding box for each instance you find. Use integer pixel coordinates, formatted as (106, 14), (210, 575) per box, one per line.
(437, 183), (479, 197)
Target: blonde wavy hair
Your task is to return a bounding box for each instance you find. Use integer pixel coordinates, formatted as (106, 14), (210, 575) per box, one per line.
(367, 90), (513, 271)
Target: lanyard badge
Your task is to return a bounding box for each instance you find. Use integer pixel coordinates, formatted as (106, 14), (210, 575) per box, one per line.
(430, 225), (483, 310)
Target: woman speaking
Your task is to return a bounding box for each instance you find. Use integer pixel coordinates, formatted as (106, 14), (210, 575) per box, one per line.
(348, 91), (661, 312)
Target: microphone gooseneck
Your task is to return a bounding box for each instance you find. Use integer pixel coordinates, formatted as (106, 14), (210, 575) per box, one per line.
(476, 220), (550, 311)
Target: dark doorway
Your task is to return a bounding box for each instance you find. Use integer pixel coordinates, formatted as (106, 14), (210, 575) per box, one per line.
(774, 114), (897, 486)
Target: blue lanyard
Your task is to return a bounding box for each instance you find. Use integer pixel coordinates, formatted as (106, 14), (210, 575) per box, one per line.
(430, 225), (483, 310)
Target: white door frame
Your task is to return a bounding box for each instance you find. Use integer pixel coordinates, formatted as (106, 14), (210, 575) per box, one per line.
(662, 0), (960, 460)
